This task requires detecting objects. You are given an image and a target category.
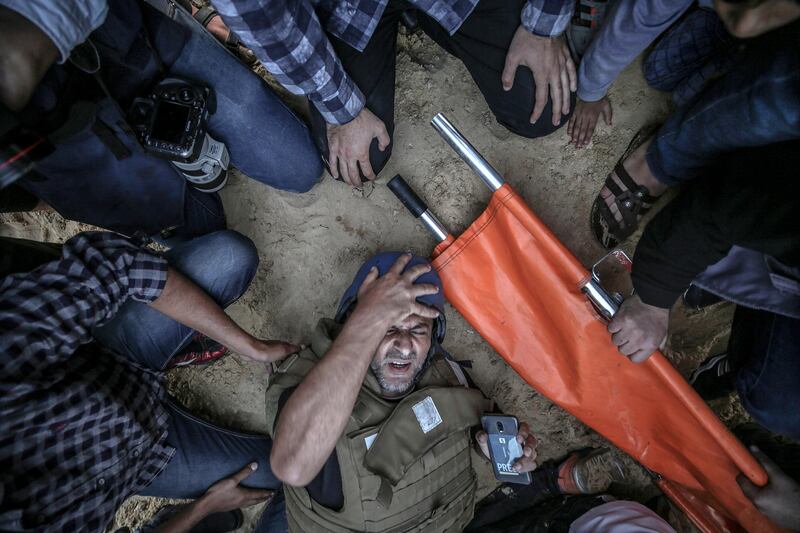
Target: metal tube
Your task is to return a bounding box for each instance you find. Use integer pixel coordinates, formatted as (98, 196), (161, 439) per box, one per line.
(431, 113), (505, 192)
(420, 211), (449, 242)
(581, 279), (620, 320)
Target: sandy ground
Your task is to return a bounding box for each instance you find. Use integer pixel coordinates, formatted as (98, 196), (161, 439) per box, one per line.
(0, 28), (749, 532)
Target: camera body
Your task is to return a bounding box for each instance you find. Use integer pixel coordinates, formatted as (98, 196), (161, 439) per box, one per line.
(130, 78), (229, 193)
(130, 77), (210, 162)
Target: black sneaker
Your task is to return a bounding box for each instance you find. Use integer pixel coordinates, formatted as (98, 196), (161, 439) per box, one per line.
(689, 353), (735, 401)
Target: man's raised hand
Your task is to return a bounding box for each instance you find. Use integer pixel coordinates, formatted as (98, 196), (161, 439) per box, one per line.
(502, 27), (576, 127)
(326, 107), (390, 187)
(355, 254), (439, 324)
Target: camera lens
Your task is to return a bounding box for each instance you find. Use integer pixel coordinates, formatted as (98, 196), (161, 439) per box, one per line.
(497, 421), (504, 433)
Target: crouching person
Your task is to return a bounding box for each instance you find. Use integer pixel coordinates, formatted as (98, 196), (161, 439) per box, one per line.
(0, 230), (297, 531)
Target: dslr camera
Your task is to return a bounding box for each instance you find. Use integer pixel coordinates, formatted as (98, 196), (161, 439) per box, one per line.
(130, 77), (229, 192)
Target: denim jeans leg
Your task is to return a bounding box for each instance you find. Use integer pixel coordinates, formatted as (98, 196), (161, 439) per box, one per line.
(730, 306), (800, 440)
(254, 488), (289, 533)
(641, 9), (733, 99)
(646, 32), (800, 186)
(139, 397), (280, 498)
(92, 230), (259, 370)
(168, 9), (323, 193)
(156, 187), (228, 248)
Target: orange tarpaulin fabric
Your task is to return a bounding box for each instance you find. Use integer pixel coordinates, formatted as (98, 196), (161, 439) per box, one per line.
(431, 184), (782, 533)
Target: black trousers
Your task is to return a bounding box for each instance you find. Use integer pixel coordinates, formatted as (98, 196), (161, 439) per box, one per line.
(309, 0), (574, 178)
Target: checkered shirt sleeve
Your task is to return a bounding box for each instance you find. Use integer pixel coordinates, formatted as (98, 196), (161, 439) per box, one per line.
(211, 0), (366, 124)
(521, 0), (574, 37)
(0, 232), (171, 531)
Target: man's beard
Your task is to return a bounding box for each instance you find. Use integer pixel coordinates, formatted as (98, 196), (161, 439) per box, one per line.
(370, 351), (424, 396)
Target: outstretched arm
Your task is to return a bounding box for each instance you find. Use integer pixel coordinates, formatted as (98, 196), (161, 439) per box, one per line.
(270, 254), (440, 486)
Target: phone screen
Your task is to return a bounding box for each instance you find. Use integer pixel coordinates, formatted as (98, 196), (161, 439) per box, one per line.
(152, 101), (190, 144)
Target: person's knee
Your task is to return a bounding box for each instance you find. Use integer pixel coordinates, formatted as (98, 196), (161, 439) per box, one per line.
(163, 230), (258, 305)
(642, 53), (675, 92)
(368, 136), (393, 176)
(292, 155), (324, 193)
(215, 230), (258, 273)
(495, 109), (570, 139)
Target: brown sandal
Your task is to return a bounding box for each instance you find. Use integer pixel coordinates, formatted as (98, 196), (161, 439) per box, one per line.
(590, 125), (661, 249)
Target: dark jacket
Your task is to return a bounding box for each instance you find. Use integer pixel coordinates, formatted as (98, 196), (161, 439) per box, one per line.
(632, 140), (800, 318)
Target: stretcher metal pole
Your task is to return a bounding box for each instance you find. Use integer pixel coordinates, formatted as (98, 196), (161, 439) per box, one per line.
(387, 175), (450, 242)
(431, 113), (505, 192)
(429, 113), (622, 319)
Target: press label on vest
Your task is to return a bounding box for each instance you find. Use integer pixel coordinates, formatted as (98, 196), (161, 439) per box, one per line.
(412, 396), (442, 433)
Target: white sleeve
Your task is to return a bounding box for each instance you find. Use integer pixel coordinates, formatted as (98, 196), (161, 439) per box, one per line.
(569, 501), (676, 533)
(0, 0), (109, 62)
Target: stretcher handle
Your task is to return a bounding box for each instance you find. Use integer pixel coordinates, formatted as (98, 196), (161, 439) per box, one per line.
(431, 113), (505, 192)
(387, 175), (451, 242)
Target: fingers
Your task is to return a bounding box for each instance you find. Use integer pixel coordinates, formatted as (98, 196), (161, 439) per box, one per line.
(628, 349), (654, 364)
(240, 488), (274, 507)
(377, 125), (391, 152)
(231, 462), (259, 484)
(550, 80), (563, 127)
(602, 101), (613, 126)
(567, 113), (576, 138)
(359, 157), (376, 182)
(579, 115), (597, 148)
(750, 445), (781, 476)
(328, 151), (340, 181)
(389, 253), (413, 275)
(475, 430), (490, 459)
(608, 316), (623, 334)
(344, 157), (362, 188)
(559, 62), (571, 118)
(501, 54), (519, 91)
(412, 302), (440, 320)
(530, 75), (547, 124)
(403, 262), (432, 282)
(737, 473), (761, 501)
(268, 341), (302, 359)
(564, 51), (577, 92)
(359, 266), (380, 294)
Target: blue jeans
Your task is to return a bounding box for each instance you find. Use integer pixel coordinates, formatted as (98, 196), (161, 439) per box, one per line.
(23, 0), (321, 238)
(169, 7), (323, 193)
(644, 24), (800, 186)
(93, 231), (282, 496)
(730, 306), (800, 440)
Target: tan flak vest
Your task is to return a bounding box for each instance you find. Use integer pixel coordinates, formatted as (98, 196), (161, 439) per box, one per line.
(265, 319), (491, 533)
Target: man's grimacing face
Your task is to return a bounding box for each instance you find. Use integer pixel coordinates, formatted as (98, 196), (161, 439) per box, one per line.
(370, 314), (434, 397)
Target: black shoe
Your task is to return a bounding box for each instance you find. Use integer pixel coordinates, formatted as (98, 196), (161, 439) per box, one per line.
(682, 284), (724, 310)
(689, 353), (735, 401)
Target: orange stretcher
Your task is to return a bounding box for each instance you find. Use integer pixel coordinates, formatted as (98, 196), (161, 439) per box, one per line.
(387, 114), (783, 533)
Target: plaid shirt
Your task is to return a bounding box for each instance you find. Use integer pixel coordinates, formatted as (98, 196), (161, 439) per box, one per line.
(212, 0), (573, 124)
(0, 232), (173, 532)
